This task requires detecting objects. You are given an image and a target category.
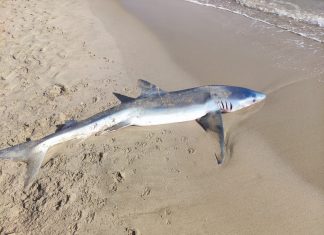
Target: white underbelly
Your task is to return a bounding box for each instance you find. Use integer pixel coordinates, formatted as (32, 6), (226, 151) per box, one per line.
(132, 105), (208, 126)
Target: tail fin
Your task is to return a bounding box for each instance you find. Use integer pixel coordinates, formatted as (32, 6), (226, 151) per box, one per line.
(0, 140), (48, 188)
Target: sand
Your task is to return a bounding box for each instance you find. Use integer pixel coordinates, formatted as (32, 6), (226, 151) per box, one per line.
(0, 0), (324, 234)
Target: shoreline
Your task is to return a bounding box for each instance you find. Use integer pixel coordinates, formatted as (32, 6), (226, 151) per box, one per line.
(185, 0), (324, 43)
(121, 0), (324, 89)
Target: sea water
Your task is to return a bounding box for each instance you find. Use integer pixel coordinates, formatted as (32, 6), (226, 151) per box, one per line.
(186, 0), (324, 43)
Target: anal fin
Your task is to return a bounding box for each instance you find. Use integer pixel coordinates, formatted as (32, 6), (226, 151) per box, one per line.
(106, 121), (130, 132)
(95, 121), (130, 136)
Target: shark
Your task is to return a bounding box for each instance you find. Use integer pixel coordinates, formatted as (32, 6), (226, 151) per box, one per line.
(0, 80), (266, 188)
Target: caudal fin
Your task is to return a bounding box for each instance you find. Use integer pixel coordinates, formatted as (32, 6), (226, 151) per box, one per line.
(0, 141), (48, 188)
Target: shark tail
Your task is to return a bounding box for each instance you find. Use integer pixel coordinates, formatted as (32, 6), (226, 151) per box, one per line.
(0, 140), (49, 188)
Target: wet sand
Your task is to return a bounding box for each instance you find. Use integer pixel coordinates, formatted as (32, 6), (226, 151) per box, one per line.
(0, 0), (323, 234)
(119, 0), (324, 188)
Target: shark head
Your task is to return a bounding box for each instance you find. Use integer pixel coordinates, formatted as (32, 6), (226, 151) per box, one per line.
(209, 86), (266, 113)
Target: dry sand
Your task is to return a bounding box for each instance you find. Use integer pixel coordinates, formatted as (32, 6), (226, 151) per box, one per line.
(0, 0), (324, 234)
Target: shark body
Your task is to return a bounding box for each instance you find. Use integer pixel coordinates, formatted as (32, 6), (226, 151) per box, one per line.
(0, 80), (266, 187)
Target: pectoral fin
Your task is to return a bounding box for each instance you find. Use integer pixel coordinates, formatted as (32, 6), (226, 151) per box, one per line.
(197, 111), (225, 164)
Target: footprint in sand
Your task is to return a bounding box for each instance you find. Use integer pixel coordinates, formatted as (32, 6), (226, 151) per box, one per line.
(126, 228), (141, 235)
(141, 186), (151, 199)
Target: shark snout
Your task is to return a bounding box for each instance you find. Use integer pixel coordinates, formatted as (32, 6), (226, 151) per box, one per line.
(255, 92), (266, 103)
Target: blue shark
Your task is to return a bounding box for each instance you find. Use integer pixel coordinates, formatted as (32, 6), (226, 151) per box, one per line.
(0, 80), (266, 187)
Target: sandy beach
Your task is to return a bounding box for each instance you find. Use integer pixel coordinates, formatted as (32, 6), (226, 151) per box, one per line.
(0, 0), (323, 234)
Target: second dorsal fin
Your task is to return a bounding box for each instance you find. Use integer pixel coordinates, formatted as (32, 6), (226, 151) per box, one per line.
(137, 79), (166, 97)
(62, 119), (78, 130)
(113, 92), (135, 103)
(56, 119), (78, 132)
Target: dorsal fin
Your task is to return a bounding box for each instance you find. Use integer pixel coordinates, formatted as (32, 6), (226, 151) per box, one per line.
(113, 92), (135, 103)
(137, 79), (166, 97)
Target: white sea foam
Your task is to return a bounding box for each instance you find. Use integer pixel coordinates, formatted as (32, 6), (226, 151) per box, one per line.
(236, 0), (324, 27)
(185, 0), (324, 43)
